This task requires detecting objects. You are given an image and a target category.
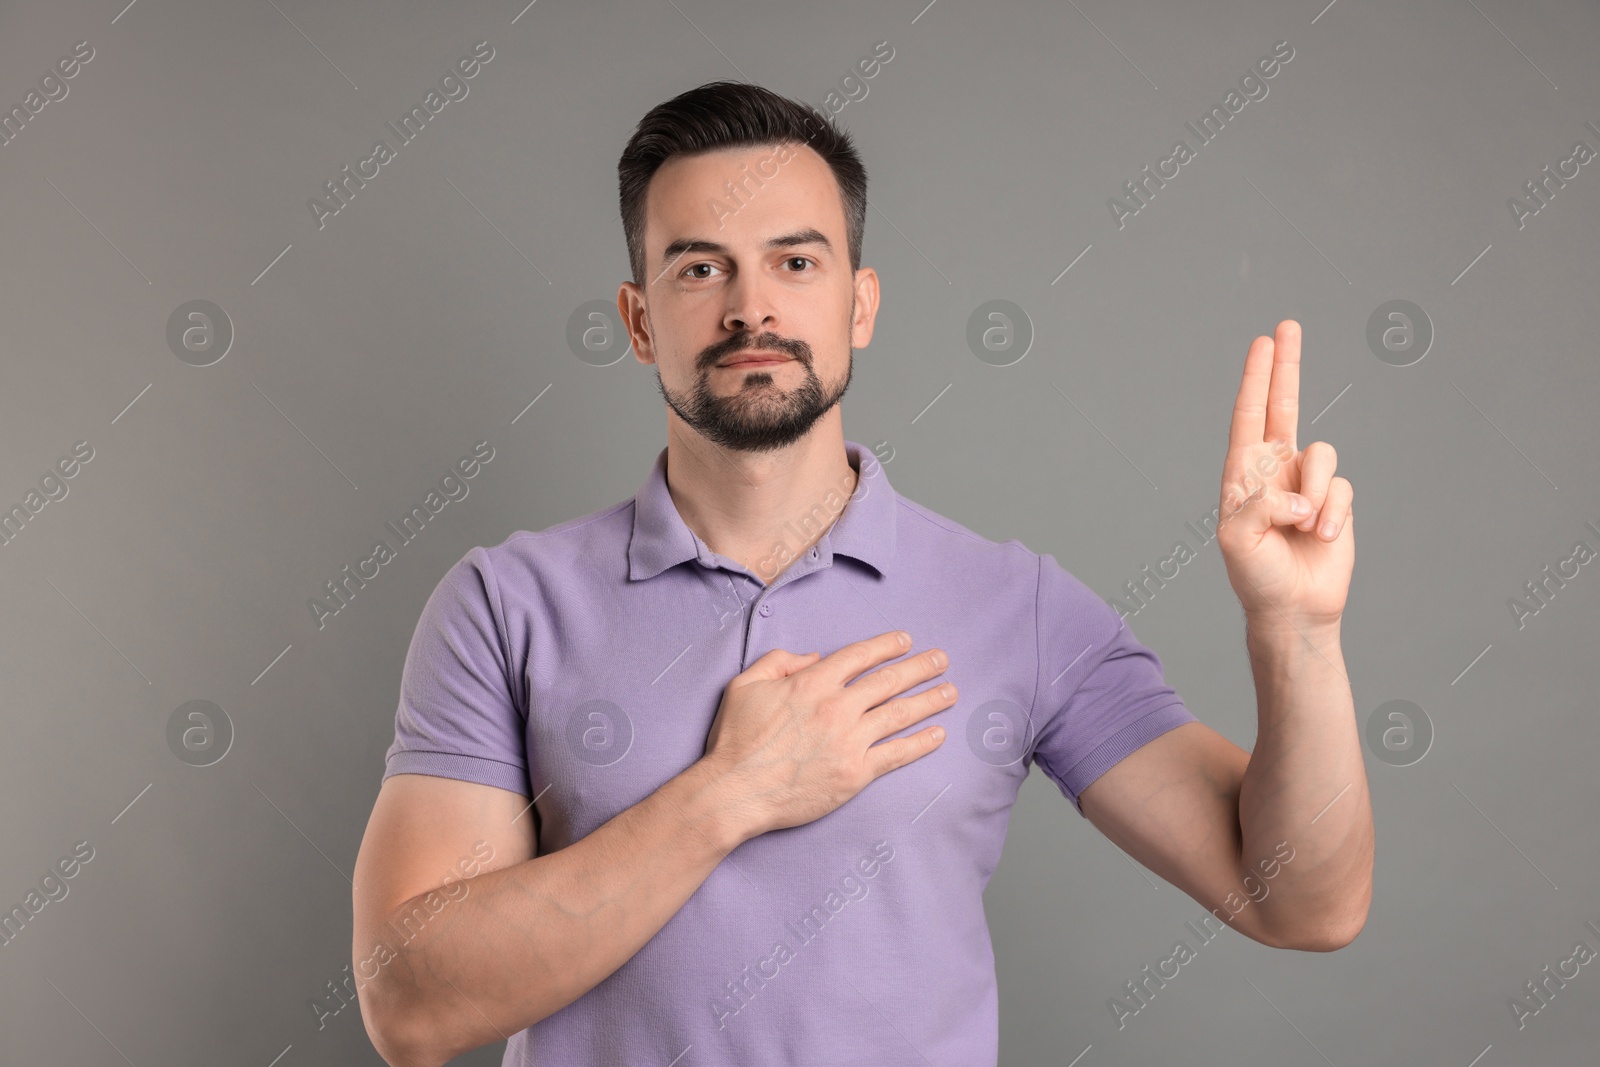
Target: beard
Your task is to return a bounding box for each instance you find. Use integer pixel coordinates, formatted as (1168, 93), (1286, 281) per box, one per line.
(654, 330), (854, 454)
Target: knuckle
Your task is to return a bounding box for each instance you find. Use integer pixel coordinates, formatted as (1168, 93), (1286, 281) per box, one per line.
(844, 648), (870, 677)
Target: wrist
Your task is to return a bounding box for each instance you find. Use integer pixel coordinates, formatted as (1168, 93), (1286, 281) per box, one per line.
(675, 758), (765, 853)
(1244, 611), (1342, 646)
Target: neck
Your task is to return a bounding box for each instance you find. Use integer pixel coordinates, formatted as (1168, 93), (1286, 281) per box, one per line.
(662, 415), (859, 585)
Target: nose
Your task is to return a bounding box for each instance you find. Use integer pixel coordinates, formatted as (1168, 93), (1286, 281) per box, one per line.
(722, 271), (779, 336)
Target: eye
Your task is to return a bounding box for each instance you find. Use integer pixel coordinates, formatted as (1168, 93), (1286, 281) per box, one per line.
(784, 256), (814, 271)
(683, 262), (721, 280)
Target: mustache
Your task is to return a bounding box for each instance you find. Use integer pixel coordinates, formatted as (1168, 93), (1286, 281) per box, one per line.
(702, 333), (810, 369)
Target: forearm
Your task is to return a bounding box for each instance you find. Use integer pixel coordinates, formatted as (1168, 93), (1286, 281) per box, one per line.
(1237, 617), (1373, 950)
(370, 761), (754, 1066)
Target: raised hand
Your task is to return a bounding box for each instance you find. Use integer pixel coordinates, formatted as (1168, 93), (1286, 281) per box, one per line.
(1216, 320), (1354, 632)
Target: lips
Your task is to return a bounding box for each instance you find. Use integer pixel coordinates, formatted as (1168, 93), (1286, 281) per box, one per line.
(719, 352), (792, 368)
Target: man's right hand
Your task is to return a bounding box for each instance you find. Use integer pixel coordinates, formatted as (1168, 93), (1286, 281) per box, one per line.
(698, 630), (956, 840)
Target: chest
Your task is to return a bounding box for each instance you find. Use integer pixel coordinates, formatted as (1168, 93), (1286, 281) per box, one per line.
(521, 563), (1040, 866)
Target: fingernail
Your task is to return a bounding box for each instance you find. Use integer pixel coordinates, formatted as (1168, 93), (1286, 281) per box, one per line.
(1290, 496), (1310, 517)
(1320, 520), (1338, 538)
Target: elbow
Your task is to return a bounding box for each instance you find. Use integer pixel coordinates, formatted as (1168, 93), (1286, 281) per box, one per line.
(361, 1010), (418, 1067)
(1283, 923), (1361, 953)
(365, 1018), (449, 1067)
(1324, 906), (1370, 951)
(1271, 906), (1369, 953)
(359, 979), (452, 1067)
(1264, 876), (1372, 952)
(359, 963), (546, 1067)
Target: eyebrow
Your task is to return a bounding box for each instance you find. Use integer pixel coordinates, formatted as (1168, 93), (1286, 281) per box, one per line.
(659, 228), (833, 268)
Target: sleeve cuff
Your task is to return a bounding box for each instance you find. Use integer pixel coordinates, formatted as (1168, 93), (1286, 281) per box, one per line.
(1056, 702), (1197, 819)
(383, 749), (532, 799)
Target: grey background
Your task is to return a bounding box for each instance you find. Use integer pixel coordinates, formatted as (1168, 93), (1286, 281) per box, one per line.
(1, 0), (1596, 1064)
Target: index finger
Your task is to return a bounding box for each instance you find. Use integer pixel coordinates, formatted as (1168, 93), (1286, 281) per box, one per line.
(810, 630), (916, 688)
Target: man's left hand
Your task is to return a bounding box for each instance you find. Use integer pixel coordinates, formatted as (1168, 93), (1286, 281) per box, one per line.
(1216, 319), (1354, 632)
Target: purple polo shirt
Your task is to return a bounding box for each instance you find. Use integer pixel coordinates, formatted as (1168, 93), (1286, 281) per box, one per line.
(384, 438), (1196, 1066)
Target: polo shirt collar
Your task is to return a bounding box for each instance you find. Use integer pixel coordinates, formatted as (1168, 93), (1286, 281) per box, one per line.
(628, 439), (896, 582)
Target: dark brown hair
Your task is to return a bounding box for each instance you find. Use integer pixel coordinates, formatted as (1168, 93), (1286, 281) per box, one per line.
(617, 80), (868, 288)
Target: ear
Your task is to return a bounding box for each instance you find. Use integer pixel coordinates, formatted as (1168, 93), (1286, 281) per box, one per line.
(618, 282), (656, 365)
(850, 266), (879, 350)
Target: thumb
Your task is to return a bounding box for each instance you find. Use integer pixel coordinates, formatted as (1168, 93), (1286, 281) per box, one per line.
(741, 647), (822, 683)
(1223, 483), (1313, 537)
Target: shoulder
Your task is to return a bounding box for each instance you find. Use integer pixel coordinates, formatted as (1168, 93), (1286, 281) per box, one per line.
(892, 494), (1038, 575)
(897, 492), (1122, 644)
(889, 492), (1049, 607)
(891, 495), (1105, 615)
(423, 497), (635, 616)
(475, 496), (635, 578)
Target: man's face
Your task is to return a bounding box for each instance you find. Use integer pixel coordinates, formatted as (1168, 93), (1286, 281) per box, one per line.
(619, 141), (878, 454)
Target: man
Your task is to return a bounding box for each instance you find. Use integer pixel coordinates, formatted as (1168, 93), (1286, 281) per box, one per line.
(352, 81), (1372, 1067)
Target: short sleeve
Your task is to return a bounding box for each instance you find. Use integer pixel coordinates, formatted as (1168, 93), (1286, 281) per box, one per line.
(383, 545), (532, 797)
(1027, 553), (1197, 818)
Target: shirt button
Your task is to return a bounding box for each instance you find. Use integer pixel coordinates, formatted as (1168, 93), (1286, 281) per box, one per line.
(759, 603), (773, 617)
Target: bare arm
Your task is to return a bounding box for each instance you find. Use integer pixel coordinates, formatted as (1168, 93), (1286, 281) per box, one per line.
(354, 631), (954, 1067)
(353, 763), (748, 1067)
(1234, 618), (1372, 948)
(1080, 624), (1372, 953)
(1082, 319), (1372, 952)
